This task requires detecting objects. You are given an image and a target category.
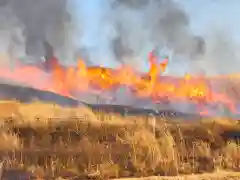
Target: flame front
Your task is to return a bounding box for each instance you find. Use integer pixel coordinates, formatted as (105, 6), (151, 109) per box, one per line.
(0, 51), (239, 116)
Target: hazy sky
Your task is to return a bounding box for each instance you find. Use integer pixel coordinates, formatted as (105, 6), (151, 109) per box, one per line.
(180, 0), (240, 40)
(171, 0), (240, 75)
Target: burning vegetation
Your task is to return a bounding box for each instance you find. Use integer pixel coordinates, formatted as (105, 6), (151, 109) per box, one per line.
(0, 48), (238, 179)
(0, 0), (239, 179)
(0, 49), (240, 117)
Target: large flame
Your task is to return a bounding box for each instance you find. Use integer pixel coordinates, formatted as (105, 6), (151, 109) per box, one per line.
(0, 51), (239, 115)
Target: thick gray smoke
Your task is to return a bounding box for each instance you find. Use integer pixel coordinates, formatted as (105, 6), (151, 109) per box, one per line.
(0, 0), (205, 70)
(112, 0), (205, 62)
(0, 0), (72, 65)
(70, 0), (205, 69)
(0, 0), (237, 76)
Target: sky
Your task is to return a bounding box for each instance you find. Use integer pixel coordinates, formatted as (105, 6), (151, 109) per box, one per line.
(180, 0), (240, 40)
(176, 0), (240, 75)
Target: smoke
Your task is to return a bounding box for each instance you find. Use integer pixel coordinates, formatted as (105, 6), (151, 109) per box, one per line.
(181, 28), (240, 76)
(1, 0), (233, 76)
(0, 0), (72, 64)
(0, 0), (206, 70)
(201, 30), (240, 75)
(69, 0), (119, 67)
(70, 0), (206, 70)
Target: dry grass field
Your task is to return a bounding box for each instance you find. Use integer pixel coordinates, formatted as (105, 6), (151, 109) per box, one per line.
(0, 100), (238, 179)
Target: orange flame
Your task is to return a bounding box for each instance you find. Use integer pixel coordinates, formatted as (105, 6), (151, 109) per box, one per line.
(0, 51), (239, 115)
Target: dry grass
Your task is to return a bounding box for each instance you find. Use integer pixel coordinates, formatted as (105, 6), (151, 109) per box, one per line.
(0, 100), (238, 179)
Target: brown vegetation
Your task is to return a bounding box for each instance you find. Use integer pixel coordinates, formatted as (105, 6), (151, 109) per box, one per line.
(0, 100), (239, 179)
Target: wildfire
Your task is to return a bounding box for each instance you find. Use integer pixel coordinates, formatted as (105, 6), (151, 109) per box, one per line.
(0, 51), (239, 115)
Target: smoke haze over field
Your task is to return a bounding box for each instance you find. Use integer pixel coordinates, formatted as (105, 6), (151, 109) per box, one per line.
(0, 0), (72, 65)
(0, 0), (239, 75)
(70, 0), (206, 70)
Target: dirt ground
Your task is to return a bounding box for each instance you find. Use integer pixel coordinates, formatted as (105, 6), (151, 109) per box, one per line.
(0, 100), (239, 179)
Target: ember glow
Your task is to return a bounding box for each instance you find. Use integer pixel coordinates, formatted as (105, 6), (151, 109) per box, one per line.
(0, 51), (239, 116)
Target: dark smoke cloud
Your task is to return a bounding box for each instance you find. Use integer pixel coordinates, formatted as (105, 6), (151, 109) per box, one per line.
(110, 0), (206, 64)
(0, 0), (70, 61)
(0, 0), (206, 71)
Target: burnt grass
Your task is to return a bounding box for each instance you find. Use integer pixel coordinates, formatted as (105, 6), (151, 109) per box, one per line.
(0, 101), (239, 179)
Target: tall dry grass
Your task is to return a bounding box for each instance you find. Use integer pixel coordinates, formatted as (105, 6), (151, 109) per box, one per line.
(0, 100), (238, 179)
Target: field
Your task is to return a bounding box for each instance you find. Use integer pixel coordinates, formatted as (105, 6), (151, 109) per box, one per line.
(0, 100), (239, 179)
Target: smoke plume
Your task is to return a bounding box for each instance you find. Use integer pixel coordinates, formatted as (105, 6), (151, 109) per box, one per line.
(0, 0), (205, 71)
(70, 0), (206, 69)
(0, 0), (71, 64)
